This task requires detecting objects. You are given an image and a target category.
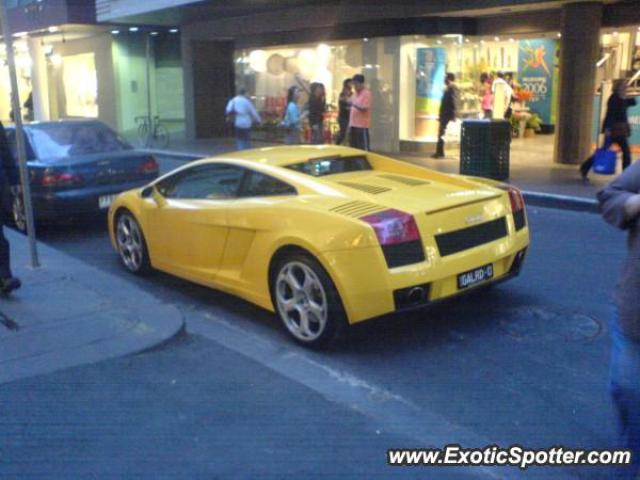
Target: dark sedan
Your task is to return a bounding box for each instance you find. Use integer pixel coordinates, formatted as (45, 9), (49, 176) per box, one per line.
(6, 120), (159, 229)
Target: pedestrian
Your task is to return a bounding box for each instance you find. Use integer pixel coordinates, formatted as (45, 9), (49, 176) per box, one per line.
(0, 120), (21, 294)
(480, 73), (493, 119)
(282, 86), (304, 145)
(349, 74), (372, 151)
(307, 82), (326, 144)
(225, 87), (261, 150)
(432, 72), (459, 159)
(581, 80), (637, 180)
(597, 161), (640, 479)
(491, 71), (513, 120)
(335, 78), (353, 145)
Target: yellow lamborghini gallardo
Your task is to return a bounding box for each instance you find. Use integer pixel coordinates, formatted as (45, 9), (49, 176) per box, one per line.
(108, 146), (529, 347)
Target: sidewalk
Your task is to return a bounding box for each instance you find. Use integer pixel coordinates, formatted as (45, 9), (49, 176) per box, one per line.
(149, 134), (613, 213)
(0, 230), (185, 384)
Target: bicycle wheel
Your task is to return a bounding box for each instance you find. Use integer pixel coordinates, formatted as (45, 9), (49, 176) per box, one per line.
(138, 122), (150, 147)
(154, 124), (170, 148)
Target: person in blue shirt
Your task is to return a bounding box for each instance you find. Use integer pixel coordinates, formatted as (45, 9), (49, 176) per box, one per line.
(283, 86), (305, 145)
(0, 121), (21, 293)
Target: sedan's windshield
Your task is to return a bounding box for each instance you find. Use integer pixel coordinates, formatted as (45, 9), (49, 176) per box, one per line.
(28, 123), (132, 158)
(286, 155), (372, 177)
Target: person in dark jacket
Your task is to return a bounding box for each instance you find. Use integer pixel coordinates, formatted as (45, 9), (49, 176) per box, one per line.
(581, 80), (637, 180)
(307, 82), (326, 145)
(432, 72), (459, 159)
(598, 162), (640, 479)
(335, 78), (353, 145)
(0, 121), (21, 293)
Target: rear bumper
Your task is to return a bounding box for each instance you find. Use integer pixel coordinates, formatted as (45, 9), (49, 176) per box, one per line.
(30, 180), (151, 220)
(323, 226), (530, 324)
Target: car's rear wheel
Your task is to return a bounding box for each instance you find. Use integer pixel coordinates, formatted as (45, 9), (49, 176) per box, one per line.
(272, 254), (346, 348)
(11, 193), (27, 233)
(115, 212), (151, 274)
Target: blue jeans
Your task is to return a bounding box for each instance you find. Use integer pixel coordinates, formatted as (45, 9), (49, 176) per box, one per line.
(610, 308), (640, 479)
(235, 127), (251, 150)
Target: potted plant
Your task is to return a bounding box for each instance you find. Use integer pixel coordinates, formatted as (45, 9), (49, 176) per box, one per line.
(511, 111), (531, 138)
(524, 113), (542, 138)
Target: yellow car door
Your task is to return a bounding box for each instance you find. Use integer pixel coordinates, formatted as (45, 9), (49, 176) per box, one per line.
(145, 163), (246, 284)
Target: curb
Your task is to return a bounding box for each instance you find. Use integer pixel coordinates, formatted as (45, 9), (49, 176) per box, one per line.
(0, 230), (186, 384)
(522, 191), (599, 213)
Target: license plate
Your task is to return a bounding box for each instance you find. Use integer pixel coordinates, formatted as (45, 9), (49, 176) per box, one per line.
(457, 264), (494, 290)
(99, 194), (118, 209)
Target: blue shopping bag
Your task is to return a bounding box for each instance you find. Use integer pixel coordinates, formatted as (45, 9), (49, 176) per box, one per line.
(592, 145), (616, 175)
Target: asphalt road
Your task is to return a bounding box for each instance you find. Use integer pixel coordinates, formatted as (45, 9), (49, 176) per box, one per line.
(2, 156), (628, 479)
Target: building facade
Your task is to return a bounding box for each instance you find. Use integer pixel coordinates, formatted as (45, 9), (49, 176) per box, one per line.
(101, 0), (640, 163)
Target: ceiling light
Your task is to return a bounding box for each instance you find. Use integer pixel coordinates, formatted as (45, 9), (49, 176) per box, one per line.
(13, 32), (28, 38)
(557, 32), (562, 38)
(169, 28), (179, 33)
(129, 27), (139, 32)
(363, 37), (369, 42)
(437, 40), (442, 44)
(612, 31), (619, 36)
(150, 31), (159, 36)
(494, 36), (500, 41)
(509, 38), (515, 43)
(111, 29), (120, 35)
(47, 26), (59, 33)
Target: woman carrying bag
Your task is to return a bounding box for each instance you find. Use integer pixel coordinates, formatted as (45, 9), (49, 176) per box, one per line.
(581, 80), (637, 180)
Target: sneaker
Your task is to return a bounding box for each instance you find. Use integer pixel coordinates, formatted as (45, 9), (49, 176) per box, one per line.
(0, 277), (21, 293)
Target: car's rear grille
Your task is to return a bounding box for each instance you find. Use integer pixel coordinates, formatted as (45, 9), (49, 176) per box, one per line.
(435, 217), (508, 257)
(330, 201), (385, 218)
(382, 240), (425, 268)
(338, 181), (391, 195)
(377, 174), (429, 186)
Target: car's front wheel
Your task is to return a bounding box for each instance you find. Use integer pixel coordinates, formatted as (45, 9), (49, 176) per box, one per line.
(115, 211), (151, 274)
(272, 254), (346, 348)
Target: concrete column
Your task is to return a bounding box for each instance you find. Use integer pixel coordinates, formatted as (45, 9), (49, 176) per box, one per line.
(554, 1), (602, 164)
(28, 37), (50, 121)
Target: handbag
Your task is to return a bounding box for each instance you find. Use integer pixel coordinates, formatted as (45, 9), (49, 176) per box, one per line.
(592, 139), (617, 175)
(609, 122), (631, 138)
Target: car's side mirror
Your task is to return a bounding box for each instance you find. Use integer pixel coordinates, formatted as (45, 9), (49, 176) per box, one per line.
(141, 185), (154, 198)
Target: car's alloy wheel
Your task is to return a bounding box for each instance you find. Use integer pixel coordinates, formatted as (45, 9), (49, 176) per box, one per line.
(273, 255), (346, 348)
(12, 193), (26, 233)
(116, 213), (150, 274)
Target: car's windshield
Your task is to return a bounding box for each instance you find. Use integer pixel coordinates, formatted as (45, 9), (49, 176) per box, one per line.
(286, 155), (372, 177)
(28, 123), (132, 158)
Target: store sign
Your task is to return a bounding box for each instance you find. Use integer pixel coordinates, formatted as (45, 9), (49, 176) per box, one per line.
(518, 39), (558, 124)
(416, 48), (446, 115)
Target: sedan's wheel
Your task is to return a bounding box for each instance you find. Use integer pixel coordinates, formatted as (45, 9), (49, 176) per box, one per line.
(116, 212), (150, 274)
(273, 255), (346, 348)
(12, 194), (27, 233)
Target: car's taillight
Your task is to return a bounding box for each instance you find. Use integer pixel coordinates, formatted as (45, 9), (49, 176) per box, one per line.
(138, 157), (159, 176)
(499, 185), (526, 231)
(360, 209), (420, 245)
(41, 171), (84, 187)
(499, 185), (524, 213)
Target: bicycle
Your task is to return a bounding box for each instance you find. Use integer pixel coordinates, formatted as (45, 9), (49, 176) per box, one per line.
(135, 115), (170, 148)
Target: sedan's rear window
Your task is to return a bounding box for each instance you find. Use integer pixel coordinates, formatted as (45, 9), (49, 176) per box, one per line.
(286, 155), (372, 177)
(28, 123), (132, 158)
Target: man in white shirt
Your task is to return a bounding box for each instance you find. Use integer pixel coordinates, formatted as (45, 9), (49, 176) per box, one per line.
(226, 88), (262, 150)
(491, 72), (513, 119)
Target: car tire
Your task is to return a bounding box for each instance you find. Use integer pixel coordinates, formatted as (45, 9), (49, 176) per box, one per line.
(115, 211), (151, 275)
(271, 253), (347, 349)
(11, 193), (27, 233)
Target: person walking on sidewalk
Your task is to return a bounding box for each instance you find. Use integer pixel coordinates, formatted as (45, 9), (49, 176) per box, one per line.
(349, 74), (372, 151)
(336, 78), (353, 145)
(226, 88), (262, 150)
(598, 161), (640, 479)
(432, 72), (459, 159)
(581, 80), (637, 180)
(0, 121), (21, 294)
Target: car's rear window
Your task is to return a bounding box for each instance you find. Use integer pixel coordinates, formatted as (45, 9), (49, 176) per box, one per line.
(28, 123), (132, 158)
(286, 155), (372, 177)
